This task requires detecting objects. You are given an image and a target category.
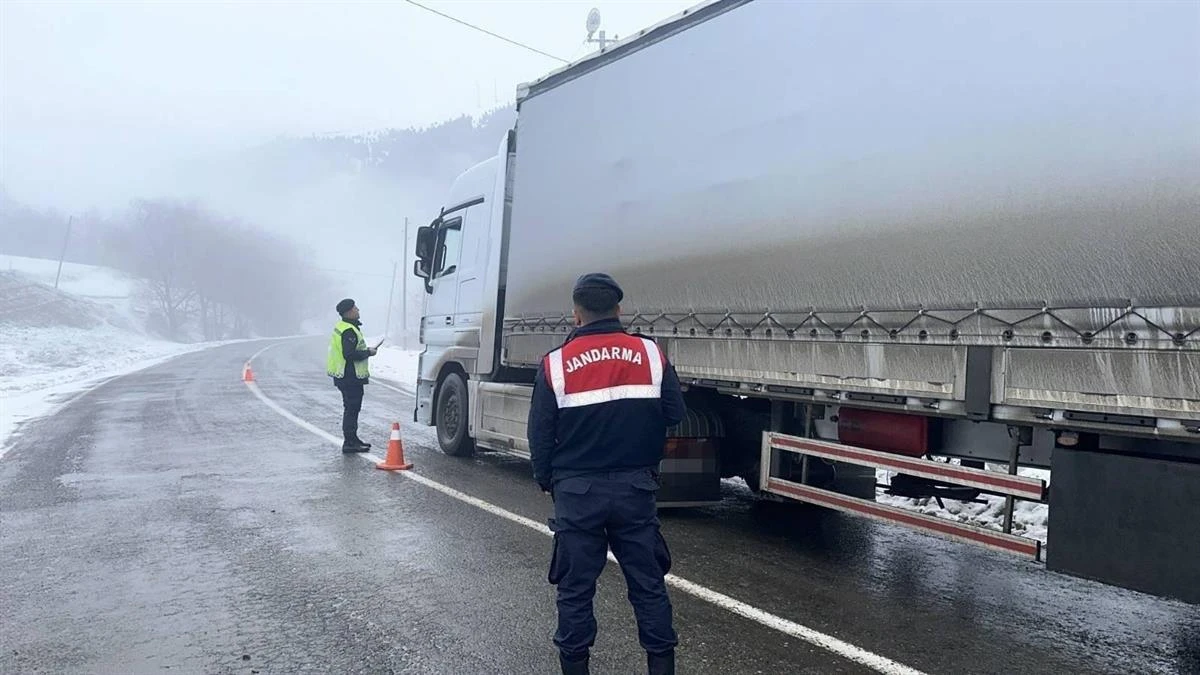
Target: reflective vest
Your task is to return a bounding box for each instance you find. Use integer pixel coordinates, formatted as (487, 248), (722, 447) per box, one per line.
(544, 332), (664, 409)
(327, 320), (370, 380)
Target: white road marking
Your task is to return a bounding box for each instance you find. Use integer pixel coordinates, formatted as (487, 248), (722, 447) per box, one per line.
(243, 354), (927, 675)
(248, 343), (279, 362)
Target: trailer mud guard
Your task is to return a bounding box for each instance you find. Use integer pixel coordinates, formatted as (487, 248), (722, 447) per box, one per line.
(1049, 449), (1200, 604)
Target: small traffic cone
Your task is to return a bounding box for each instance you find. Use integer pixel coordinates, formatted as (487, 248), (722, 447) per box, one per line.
(377, 422), (412, 471)
(242, 363), (255, 382)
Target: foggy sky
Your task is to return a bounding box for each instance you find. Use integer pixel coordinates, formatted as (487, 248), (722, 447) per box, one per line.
(0, 0), (694, 211)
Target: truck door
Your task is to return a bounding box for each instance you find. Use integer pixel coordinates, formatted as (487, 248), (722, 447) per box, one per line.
(423, 216), (464, 347)
(452, 203), (486, 337)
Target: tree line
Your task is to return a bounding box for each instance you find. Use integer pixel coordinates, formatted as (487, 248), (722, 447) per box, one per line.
(107, 199), (324, 340)
(2, 190), (324, 341)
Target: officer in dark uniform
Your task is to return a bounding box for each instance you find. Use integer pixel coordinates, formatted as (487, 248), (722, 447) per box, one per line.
(528, 273), (685, 675)
(328, 298), (377, 452)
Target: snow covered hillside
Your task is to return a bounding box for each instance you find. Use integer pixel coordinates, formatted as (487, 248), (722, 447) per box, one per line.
(0, 254), (142, 322)
(0, 256), (217, 454)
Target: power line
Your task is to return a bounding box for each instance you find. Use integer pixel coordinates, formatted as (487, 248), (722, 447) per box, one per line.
(403, 0), (569, 64)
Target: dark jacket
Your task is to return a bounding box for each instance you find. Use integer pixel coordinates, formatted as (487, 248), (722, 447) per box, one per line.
(338, 320), (372, 387)
(528, 318), (686, 490)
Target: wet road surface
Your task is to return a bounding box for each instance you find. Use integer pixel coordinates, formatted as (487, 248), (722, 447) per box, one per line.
(2, 338), (1198, 674)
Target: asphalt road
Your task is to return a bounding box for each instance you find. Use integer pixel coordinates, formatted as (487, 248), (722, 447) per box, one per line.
(2, 338), (1197, 674)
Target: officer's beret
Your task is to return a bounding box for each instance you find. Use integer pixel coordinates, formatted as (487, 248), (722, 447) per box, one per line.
(336, 298), (356, 315)
(573, 273), (624, 302)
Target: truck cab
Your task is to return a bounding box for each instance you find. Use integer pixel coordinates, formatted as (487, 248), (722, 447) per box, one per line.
(412, 133), (726, 506)
(413, 136), (511, 455)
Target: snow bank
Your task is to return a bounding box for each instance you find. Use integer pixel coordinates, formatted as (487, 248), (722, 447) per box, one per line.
(0, 322), (210, 397)
(0, 340), (216, 456)
(369, 345), (420, 393)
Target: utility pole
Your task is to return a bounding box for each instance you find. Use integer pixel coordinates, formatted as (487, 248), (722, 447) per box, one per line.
(400, 217), (410, 349)
(54, 216), (74, 290)
(384, 260), (398, 341)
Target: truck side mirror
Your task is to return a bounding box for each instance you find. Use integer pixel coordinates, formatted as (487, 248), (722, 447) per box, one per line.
(414, 224), (437, 293)
(415, 224), (437, 262)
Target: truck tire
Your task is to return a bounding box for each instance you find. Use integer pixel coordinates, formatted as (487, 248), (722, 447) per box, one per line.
(436, 372), (475, 457)
(722, 405), (770, 488)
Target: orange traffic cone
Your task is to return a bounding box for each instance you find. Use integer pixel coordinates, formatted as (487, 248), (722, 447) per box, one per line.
(377, 422), (413, 471)
(242, 363), (255, 382)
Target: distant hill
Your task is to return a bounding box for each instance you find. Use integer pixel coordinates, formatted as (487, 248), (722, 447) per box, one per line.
(169, 106), (517, 248)
(1, 107), (517, 344)
(240, 107), (516, 186)
(2, 106), (516, 264)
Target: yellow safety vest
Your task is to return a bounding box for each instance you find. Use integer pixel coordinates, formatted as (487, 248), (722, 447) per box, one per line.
(327, 320), (370, 380)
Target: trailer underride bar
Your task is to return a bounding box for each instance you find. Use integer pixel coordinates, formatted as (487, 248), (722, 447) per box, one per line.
(761, 432), (1044, 560)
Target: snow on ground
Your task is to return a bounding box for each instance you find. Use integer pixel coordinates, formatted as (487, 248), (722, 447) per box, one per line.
(876, 466), (1051, 546)
(369, 344), (420, 393)
(0, 340), (220, 457)
(0, 257), (222, 456)
(0, 321), (217, 398)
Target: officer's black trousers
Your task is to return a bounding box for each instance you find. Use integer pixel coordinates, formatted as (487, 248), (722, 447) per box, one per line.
(338, 382), (364, 443)
(548, 469), (677, 659)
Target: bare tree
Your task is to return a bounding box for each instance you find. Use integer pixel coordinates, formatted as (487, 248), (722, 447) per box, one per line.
(106, 198), (322, 341)
(106, 200), (202, 339)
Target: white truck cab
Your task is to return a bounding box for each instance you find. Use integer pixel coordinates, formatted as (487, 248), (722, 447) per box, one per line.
(413, 134), (513, 455)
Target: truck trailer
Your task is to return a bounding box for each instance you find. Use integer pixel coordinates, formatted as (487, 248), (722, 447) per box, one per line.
(412, 0), (1200, 601)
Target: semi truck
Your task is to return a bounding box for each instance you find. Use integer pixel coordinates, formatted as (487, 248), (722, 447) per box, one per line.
(411, 0), (1200, 602)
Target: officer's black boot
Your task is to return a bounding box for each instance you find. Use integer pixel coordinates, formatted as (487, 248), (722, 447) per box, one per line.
(647, 649), (675, 675)
(342, 431), (368, 453)
(559, 652), (589, 675)
(342, 418), (368, 452)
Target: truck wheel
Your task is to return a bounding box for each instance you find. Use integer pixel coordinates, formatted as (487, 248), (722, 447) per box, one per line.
(436, 372), (475, 457)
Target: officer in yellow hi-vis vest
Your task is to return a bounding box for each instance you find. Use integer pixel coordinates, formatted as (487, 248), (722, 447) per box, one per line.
(328, 298), (377, 452)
